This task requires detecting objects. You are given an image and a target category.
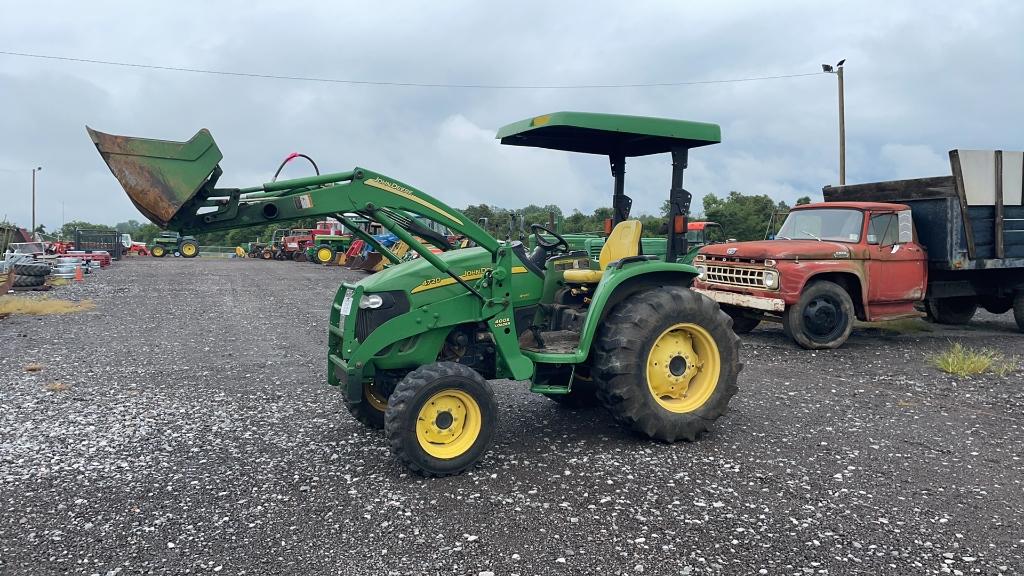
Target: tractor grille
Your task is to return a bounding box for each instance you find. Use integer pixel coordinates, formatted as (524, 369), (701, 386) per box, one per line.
(704, 265), (766, 288)
(354, 290), (410, 341)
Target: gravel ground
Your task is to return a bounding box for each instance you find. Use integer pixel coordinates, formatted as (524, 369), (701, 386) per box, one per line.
(1, 257), (1022, 576)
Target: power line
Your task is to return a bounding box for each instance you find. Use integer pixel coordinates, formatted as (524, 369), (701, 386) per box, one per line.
(0, 49), (824, 90)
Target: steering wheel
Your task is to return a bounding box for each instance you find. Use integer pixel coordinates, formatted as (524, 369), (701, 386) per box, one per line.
(530, 223), (569, 253)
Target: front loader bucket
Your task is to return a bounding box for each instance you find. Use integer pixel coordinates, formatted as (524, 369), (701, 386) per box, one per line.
(359, 252), (385, 272)
(87, 127), (223, 228)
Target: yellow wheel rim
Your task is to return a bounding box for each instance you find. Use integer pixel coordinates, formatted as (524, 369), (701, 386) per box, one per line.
(317, 247), (333, 263)
(415, 389), (482, 459)
(181, 244), (197, 257)
(646, 323), (721, 413)
(152, 246), (165, 257)
(364, 381), (389, 412)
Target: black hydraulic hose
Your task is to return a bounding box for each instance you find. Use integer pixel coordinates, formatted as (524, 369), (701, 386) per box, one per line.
(271, 153), (320, 182)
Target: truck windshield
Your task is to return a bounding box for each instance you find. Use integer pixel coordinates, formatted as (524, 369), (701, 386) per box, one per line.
(777, 209), (863, 243)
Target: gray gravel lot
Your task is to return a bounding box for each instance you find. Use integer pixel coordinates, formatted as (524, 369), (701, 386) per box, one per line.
(2, 257), (1022, 575)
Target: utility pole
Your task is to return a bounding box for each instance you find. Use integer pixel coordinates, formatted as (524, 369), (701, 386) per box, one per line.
(31, 166), (42, 233)
(821, 60), (846, 185)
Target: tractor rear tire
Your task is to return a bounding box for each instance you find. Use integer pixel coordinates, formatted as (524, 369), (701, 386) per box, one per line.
(385, 362), (496, 477)
(925, 296), (977, 325)
(783, 280), (855, 349)
(315, 245), (336, 265)
(345, 380), (393, 430)
(593, 287), (740, 442)
(12, 262), (50, 277)
(1013, 292), (1024, 333)
(13, 274), (46, 288)
(179, 240), (199, 258)
(722, 305), (761, 334)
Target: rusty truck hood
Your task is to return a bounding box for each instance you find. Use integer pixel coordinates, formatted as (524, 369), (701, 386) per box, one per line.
(700, 239), (859, 261)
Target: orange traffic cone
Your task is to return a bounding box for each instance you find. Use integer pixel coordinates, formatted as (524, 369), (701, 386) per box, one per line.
(74, 265), (84, 282)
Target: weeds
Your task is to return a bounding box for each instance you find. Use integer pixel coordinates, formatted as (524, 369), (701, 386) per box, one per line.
(44, 381), (70, 392)
(0, 296), (94, 316)
(930, 342), (1018, 377)
(24, 362), (44, 372)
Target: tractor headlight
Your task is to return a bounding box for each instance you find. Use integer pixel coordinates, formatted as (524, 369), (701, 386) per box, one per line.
(762, 269), (779, 289)
(359, 294), (384, 309)
(695, 265), (707, 279)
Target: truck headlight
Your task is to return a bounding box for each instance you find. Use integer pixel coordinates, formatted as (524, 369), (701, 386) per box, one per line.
(359, 294), (384, 309)
(695, 265), (707, 279)
(763, 270), (779, 289)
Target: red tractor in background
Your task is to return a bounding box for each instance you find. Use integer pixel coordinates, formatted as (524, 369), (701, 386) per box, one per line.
(281, 219), (346, 261)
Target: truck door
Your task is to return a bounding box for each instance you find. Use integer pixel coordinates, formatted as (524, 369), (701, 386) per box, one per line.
(865, 210), (927, 303)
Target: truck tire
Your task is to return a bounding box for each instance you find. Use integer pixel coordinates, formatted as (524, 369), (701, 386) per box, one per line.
(1013, 292), (1024, 332)
(783, 280), (855, 349)
(13, 274), (46, 288)
(979, 295), (1013, 315)
(925, 296), (977, 325)
(12, 262), (50, 277)
(385, 362), (497, 477)
(345, 380), (393, 430)
(179, 240), (199, 258)
(722, 305), (761, 334)
(592, 287), (740, 442)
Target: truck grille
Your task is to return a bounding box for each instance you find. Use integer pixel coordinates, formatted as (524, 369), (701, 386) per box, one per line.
(704, 265), (766, 288)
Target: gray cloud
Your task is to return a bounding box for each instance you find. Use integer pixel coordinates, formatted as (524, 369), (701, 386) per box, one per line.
(1, 0), (1022, 231)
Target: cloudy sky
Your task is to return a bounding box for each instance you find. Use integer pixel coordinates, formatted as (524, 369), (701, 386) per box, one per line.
(1, 0), (1022, 232)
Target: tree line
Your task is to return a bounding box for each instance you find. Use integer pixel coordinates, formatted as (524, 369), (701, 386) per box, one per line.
(42, 190), (815, 247)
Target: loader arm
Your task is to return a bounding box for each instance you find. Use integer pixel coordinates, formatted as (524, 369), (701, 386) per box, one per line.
(87, 127), (500, 255)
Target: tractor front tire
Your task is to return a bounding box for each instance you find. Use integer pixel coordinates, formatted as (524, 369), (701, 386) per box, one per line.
(179, 240), (199, 258)
(783, 280), (855, 349)
(385, 362), (496, 477)
(593, 287), (740, 442)
(261, 249), (273, 260)
(345, 380), (393, 430)
(925, 296), (977, 325)
(151, 246), (166, 258)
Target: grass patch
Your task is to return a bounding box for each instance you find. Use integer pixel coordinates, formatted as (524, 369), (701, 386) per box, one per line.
(24, 362), (44, 373)
(44, 381), (70, 392)
(0, 296), (94, 316)
(930, 342), (1018, 377)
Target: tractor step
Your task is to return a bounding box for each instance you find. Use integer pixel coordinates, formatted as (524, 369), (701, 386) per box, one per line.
(519, 330), (580, 354)
(529, 383), (572, 395)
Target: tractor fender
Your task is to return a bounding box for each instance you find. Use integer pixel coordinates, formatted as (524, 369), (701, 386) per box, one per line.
(575, 261), (699, 359)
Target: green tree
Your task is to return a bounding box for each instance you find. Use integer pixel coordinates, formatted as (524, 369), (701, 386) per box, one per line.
(60, 220), (114, 239)
(796, 196), (812, 206)
(703, 192), (790, 241)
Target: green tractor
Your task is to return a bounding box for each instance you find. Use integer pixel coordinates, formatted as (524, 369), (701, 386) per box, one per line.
(88, 112), (741, 477)
(148, 231), (200, 258)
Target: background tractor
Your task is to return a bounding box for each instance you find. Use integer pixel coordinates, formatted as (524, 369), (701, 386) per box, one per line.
(89, 112), (740, 477)
(148, 231), (199, 258)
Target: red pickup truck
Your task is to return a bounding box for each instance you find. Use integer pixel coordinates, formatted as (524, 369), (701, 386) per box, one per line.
(693, 149), (1024, 349)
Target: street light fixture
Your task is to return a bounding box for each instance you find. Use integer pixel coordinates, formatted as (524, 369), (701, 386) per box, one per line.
(821, 59), (846, 185)
(32, 166), (43, 234)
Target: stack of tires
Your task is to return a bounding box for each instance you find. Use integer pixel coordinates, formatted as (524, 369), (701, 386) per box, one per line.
(11, 261), (51, 289)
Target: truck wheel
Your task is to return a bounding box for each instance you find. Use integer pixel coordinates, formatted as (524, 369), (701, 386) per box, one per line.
(315, 245), (335, 265)
(345, 380), (392, 430)
(1013, 293), (1024, 332)
(979, 295), (1013, 315)
(544, 369), (599, 408)
(179, 240), (199, 258)
(925, 296), (977, 325)
(151, 245), (166, 258)
(592, 287), (740, 442)
(722, 305), (761, 334)
(385, 362), (497, 477)
(783, 280), (855, 349)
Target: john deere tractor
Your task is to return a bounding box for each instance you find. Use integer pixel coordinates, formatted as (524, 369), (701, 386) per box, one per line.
(88, 112), (741, 477)
(148, 231), (200, 258)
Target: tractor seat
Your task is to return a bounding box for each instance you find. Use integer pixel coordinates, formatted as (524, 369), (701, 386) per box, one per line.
(563, 220), (643, 283)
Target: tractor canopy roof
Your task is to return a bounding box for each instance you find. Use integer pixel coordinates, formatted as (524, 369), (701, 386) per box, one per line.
(496, 111), (721, 157)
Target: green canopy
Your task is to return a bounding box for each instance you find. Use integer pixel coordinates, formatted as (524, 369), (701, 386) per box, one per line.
(496, 111), (721, 157)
